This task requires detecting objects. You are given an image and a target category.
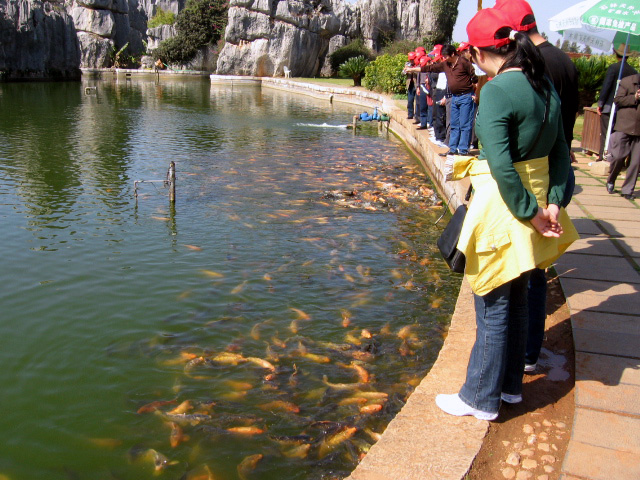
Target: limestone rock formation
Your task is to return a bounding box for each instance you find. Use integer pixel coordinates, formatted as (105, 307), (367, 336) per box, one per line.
(216, 0), (450, 77)
(0, 0), (81, 79)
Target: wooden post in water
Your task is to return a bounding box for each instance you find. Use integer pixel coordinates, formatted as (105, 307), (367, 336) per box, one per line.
(352, 115), (358, 132)
(168, 161), (176, 203)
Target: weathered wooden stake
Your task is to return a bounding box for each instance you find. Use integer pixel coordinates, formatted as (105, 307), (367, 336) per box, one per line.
(352, 115), (358, 132)
(168, 161), (176, 203)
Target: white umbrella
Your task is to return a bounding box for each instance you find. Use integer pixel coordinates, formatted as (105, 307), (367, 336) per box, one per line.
(549, 0), (640, 153)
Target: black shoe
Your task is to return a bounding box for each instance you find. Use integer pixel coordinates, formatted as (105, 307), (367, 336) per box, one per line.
(439, 150), (456, 157)
(606, 182), (614, 194)
(621, 193), (634, 199)
(416, 126), (428, 130)
(407, 116), (414, 120)
(412, 120), (420, 124)
(457, 151), (469, 156)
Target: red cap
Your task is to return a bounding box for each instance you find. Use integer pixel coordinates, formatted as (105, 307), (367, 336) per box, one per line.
(467, 8), (516, 48)
(419, 56), (429, 66)
(457, 42), (471, 52)
(408, 52), (416, 60)
(429, 44), (443, 56)
(415, 46), (426, 53)
(415, 51), (424, 60)
(495, 0), (536, 32)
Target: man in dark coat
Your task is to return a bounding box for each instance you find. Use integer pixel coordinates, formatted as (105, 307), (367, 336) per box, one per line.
(597, 45), (638, 161)
(606, 73), (640, 199)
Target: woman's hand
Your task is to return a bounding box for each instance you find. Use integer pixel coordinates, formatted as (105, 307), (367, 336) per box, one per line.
(530, 206), (563, 238)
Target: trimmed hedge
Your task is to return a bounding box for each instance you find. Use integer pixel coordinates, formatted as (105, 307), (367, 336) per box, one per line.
(329, 39), (374, 75)
(363, 53), (407, 95)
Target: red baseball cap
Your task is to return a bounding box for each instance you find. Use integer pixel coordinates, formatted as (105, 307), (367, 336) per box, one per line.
(457, 42), (471, 52)
(429, 44), (443, 56)
(408, 52), (416, 60)
(467, 8), (516, 48)
(495, 0), (536, 32)
(419, 56), (429, 66)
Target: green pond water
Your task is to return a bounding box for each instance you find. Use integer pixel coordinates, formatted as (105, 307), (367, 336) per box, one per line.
(0, 77), (460, 480)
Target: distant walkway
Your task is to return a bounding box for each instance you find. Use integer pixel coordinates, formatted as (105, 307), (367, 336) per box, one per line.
(556, 151), (640, 480)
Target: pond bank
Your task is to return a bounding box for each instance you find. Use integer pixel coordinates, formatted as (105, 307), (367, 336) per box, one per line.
(253, 75), (486, 480)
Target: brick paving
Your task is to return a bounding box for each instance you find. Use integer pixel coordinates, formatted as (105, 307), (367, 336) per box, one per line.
(558, 151), (640, 480)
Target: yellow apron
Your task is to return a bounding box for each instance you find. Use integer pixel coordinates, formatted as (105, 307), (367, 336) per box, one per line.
(451, 156), (579, 296)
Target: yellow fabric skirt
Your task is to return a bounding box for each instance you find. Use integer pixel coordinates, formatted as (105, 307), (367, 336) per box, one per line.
(452, 156), (579, 296)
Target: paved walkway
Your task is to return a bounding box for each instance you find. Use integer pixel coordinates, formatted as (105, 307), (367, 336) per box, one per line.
(557, 151), (640, 480)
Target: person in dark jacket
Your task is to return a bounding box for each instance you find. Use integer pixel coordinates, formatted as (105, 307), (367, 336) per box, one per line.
(606, 73), (640, 199)
(405, 52), (417, 120)
(597, 45), (638, 161)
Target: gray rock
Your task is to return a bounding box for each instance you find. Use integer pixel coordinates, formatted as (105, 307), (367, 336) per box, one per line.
(146, 24), (177, 50)
(78, 0), (114, 11)
(77, 31), (114, 67)
(71, 5), (115, 37)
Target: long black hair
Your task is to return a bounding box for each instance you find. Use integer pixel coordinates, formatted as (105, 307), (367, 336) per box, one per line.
(471, 27), (549, 96)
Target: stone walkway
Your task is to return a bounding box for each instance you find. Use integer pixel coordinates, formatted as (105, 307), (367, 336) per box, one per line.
(557, 152), (640, 480)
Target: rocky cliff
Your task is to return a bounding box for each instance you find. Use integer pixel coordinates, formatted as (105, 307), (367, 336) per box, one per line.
(0, 0), (81, 79)
(0, 0), (451, 79)
(216, 0), (445, 77)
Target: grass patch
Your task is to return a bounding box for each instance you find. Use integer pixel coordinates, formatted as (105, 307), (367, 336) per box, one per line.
(573, 114), (584, 142)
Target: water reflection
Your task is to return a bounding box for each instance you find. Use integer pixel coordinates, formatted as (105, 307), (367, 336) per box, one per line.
(0, 78), (459, 480)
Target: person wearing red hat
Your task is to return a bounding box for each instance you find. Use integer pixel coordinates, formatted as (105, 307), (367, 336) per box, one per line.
(406, 52), (418, 121)
(408, 43), (478, 156)
(495, 0), (580, 375)
(434, 7), (578, 421)
(415, 55), (434, 130)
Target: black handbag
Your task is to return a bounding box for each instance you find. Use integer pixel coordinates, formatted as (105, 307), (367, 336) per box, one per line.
(437, 185), (472, 274)
(436, 87), (552, 274)
(437, 202), (468, 273)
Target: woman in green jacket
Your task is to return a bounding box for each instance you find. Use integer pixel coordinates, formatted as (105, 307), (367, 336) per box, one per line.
(436, 8), (578, 421)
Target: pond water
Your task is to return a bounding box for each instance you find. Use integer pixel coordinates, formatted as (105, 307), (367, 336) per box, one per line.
(0, 77), (460, 480)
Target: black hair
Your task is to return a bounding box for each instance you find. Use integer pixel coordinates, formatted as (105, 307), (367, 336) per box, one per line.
(441, 45), (457, 57)
(470, 27), (549, 96)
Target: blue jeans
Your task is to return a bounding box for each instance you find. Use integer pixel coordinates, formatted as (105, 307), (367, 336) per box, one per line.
(407, 84), (416, 118)
(418, 85), (429, 127)
(526, 267), (547, 365)
(459, 271), (531, 413)
(448, 93), (474, 154)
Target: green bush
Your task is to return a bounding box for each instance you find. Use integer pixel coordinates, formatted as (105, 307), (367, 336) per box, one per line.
(381, 39), (423, 57)
(329, 39), (374, 75)
(572, 55), (612, 110)
(148, 7), (175, 29)
(363, 53), (407, 94)
(338, 56), (370, 86)
(153, 0), (228, 64)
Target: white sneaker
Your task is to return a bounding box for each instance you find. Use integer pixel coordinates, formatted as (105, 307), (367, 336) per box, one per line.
(524, 363), (537, 373)
(435, 393), (498, 421)
(501, 392), (523, 404)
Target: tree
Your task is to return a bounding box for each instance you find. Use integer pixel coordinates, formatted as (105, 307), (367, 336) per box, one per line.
(583, 45), (592, 55)
(561, 40), (570, 52)
(569, 42), (580, 53)
(339, 56), (370, 86)
(555, 39), (561, 48)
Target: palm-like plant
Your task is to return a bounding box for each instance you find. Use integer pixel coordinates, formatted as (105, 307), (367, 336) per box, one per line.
(572, 56), (610, 111)
(339, 56), (370, 87)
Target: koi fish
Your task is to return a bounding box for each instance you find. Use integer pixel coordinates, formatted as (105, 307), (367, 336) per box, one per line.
(87, 437), (122, 448)
(300, 352), (331, 364)
(223, 380), (253, 391)
(183, 245), (202, 251)
(156, 412), (211, 426)
(282, 443), (311, 458)
(258, 400), (300, 413)
(318, 427), (358, 458)
(337, 397), (368, 406)
(246, 357), (276, 371)
(137, 399), (177, 414)
(359, 404), (383, 414)
(237, 454), (263, 480)
(167, 400), (192, 415)
(183, 464), (216, 480)
(169, 422), (189, 448)
(322, 375), (365, 391)
(341, 310), (351, 328)
(210, 352), (246, 365)
(200, 270), (224, 278)
(226, 426), (264, 435)
(290, 307), (311, 321)
(129, 447), (177, 472)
